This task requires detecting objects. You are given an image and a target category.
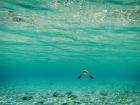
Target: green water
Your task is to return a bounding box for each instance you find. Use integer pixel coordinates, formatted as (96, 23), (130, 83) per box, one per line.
(0, 0), (140, 104)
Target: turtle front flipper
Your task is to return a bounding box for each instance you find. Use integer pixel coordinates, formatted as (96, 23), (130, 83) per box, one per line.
(88, 74), (94, 79)
(78, 74), (82, 79)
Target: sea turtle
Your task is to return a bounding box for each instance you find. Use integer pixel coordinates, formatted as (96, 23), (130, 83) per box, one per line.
(78, 70), (94, 79)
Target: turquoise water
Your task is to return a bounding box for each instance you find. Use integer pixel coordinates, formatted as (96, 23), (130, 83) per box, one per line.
(0, 0), (140, 105)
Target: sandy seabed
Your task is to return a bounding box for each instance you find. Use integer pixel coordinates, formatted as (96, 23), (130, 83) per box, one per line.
(0, 81), (140, 105)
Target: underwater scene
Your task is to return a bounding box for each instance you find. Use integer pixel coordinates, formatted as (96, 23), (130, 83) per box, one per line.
(0, 0), (140, 105)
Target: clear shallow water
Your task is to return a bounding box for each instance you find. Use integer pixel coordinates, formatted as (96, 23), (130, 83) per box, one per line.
(0, 0), (140, 104)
